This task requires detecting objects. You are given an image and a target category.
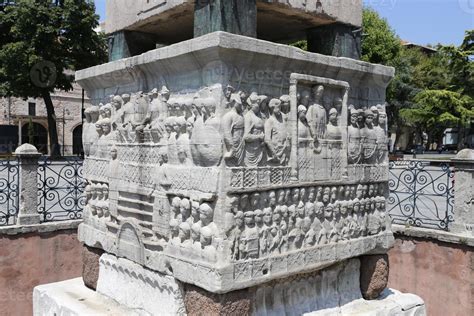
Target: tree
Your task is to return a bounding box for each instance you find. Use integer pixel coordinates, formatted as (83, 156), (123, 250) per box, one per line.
(0, 0), (107, 157)
(361, 7), (401, 65)
(400, 31), (474, 149)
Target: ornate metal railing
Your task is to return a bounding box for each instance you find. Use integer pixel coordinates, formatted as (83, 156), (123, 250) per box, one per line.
(0, 158), (19, 226)
(388, 160), (455, 230)
(37, 157), (85, 222)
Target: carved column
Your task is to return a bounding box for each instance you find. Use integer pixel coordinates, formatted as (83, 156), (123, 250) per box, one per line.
(194, 0), (257, 38)
(307, 23), (361, 59)
(450, 149), (474, 235)
(14, 143), (41, 225)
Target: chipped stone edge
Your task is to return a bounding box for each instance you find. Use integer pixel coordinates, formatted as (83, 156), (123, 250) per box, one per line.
(0, 220), (81, 236)
(392, 224), (474, 247)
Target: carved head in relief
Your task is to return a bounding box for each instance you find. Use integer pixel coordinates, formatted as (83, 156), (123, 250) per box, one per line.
(272, 206), (282, 224)
(330, 187), (337, 202)
(263, 208), (272, 226)
(186, 117), (194, 135)
(368, 184), (375, 197)
(356, 184), (364, 200)
(357, 108), (365, 127)
(329, 108), (338, 125)
(250, 193), (260, 210)
(200, 226), (212, 247)
(240, 194), (249, 211)
(247, 92), (260, 114)
(111, 95), (123, 111)
(235, 211), (245, 229)
(159, 86), (170, 102)
(353, 198), (361, 213)
(339, 201), (347, 216)
(297, 105), (307, 123)
(375, 196), (383, 210)
(268, 191), (277, 207)
(180, 198), (191, 219)
(324, 204), (333, 220)
(224, 85), (235, 100)
(110, 146), (118, 160)
(254, 209), (263, 226)
(164, 117), (174, 135)
(229, 93), (243, 114)
(191, 200), (200, 221)
(171, 197), (181, 216)
(84, 108), (92, 123)
(312, 85), (324, 103)
(307, 187), (316, 203)
(300, 90), (311, 107)
(191, 223), (200, 242)
(122, 94), (131, 104)
(302, 217), (312, 234)
(277, 189), (285, 205)
(170, 219), (179, 239)
(365, 109), (375, 128)
(291, 188), (300, 204)
(199, 203), (214, 226)
(315, 202), (324, 217)
(244, 211), (255, 227)
(179, 222), (191, 242)
(85, 184), (92, 201)
(322, 187), (330, 204)
(378, 110), (387, 128)
(101, 118), (111, 136)
(102, 104), (112, 119)
(280, 95), (291, 114)
(269, 99), (282, 116)
(349, 106), (358, 126)
(95, 120), (103, 136)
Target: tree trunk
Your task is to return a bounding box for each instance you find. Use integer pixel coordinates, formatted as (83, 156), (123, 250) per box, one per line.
(41, 90), (61, 157)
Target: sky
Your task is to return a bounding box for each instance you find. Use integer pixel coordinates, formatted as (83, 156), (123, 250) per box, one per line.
(94, 0), (474, 46)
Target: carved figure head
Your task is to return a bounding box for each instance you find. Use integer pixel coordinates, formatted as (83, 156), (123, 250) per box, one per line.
(263, 208), (272, 225)
(224, 85), (235, 99)
(268, 191), (276, 207)
(272, 206), (282, 224)
(356, 184), (364, 199)
(199, 203), (213, 225)
(240, 194), (249, 210)
(244, 211), (255, 227)
(324, 204), (333, 220)
(112, 95), (123, 110)
(250, 193), (260, 209)
(101, 118), (111, 135)
(297, 105), (307, 121)
(235, 211), (244, 229)
(254, 209), (263, 225)
(307, 187), (316, 203)
(302, 217), (312, 233)
(322, 187), (330, 204)
(178, 222), (190, 242)
(365, 109), (375, 127)
(280, 95), (291, 114)
(340, 201), (348, 216)
(159, 86), (170, 101)
(121, 94), (131, 103)
(95, 120), (103, 136)
(291, 188), (300, 203)
(277, 189), (285, 204)
(191, 200), (200, 220)
(300, 90), (311, 106)
(191, 223), (200, 242)
(186, 117), (194, 134)
(171, 196), (181, 215)
(84, 108), (92, 123)
(269, 99), (282, 116)
(329, 108), (338, 125)
(368, 184), (375, 197)
(180, 198), (191, 219)
(110, 146), (118, 160)
(200, 226), (212, 247)
(312, 85), (324, 102)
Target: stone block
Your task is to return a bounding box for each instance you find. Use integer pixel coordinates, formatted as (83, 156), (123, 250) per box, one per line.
(359, 254), (389, 300)
(82, 244), (104, 290)
(77, 31), (394, 293)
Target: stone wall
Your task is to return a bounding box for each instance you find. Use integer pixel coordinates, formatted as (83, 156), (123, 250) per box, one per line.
(0, 224), (82, 316)
(388, 234), (474, 316)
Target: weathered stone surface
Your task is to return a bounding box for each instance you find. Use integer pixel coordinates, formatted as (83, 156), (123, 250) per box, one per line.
(184, 284), (253, 316)
(105, 0), (362, 43)
(76, 31), (395, 293)
(450, 150), (474, 236)
(33, 278), (143, 316)
(360, 254), (389, 300)
(82, 244), (104, 290)
(96, 254), (186, 315)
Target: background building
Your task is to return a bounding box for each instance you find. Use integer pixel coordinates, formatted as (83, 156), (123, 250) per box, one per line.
(0, 83), (88, 156)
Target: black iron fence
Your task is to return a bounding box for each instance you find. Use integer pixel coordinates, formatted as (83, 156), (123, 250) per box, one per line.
(37, 157), (85, 222)
(0, 158), (19, 226)
(388, 160), (455, 230)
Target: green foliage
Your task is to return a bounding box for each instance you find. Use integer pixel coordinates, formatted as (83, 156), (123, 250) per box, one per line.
(290, 40), (308, 51)
(361, 7), (401, 65)
(0, 0), (107, 156)
(0, 0), (107, 98)
(400, 90), (474, 130)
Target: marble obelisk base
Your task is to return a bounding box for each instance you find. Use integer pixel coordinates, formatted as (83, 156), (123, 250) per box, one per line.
(33, 254), (426, 316)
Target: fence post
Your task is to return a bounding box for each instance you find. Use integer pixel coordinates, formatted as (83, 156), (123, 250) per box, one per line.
(450, 149), (474, 235)
(14, 143), (42, 225)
